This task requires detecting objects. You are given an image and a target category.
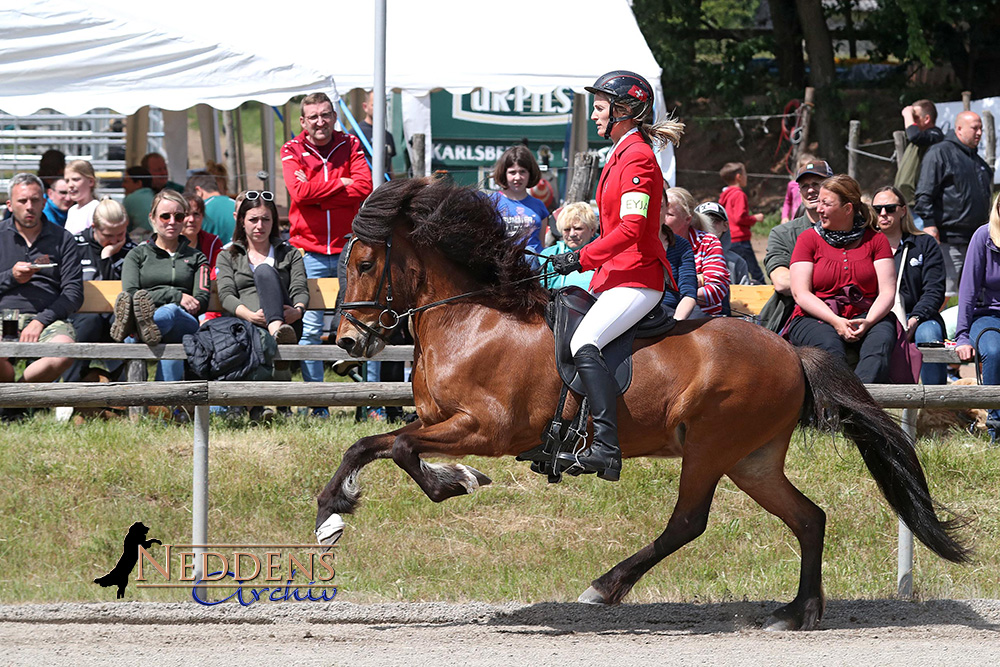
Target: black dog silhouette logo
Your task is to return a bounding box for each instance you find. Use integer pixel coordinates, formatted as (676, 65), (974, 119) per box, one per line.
(94, 522), (161, 599)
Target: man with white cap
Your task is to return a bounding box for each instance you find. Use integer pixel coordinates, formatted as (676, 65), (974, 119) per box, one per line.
(694, 201), (751, 288)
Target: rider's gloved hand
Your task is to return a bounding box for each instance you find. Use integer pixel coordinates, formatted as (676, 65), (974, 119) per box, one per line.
(550, 250), (582, 275)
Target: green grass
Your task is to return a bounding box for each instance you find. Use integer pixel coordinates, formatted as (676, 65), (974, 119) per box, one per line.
(1, 414), (998, 605)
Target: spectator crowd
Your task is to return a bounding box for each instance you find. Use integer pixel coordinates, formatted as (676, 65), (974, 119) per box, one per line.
(2, 94), (998, 433)
(1, 91), (370, 422)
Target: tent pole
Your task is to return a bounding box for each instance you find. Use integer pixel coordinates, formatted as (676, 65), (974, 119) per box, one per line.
(196, 104), (220, 165)
(372, 0), (387, 189)
(125, 106), (150, 168)
(283, 102), (294, 141)
(283, 101), (295, 208)
(235, 108), (247, 192)
(162, 110), (189, 185)
(222, 110), (239, 196)
(566, 93), (588, 197)
(261, 106), (276, 192)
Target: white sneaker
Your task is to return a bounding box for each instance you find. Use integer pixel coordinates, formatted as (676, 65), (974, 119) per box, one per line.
(55, 407), (73, 422)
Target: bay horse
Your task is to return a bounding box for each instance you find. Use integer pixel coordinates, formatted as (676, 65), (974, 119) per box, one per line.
(317, 177), (967, 630)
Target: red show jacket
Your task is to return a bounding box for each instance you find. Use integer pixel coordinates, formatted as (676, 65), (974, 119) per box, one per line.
(578, 132), (671, 293)
(281, 129), (373, 256)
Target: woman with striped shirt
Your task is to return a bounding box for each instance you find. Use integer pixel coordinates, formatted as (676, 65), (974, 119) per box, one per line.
(663, 187), (730, 315)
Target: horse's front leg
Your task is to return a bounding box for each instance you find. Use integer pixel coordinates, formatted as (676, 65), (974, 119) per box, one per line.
(316, 423), (420, 544)
(391, 414), (493, 503)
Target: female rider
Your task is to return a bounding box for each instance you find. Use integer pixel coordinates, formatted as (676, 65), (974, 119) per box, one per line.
(549, 70), (683, 481)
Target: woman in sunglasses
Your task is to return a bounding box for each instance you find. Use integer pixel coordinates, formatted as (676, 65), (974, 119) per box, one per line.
(787, 175), (896, 383)
(872, 185), (947, 384)
(111, 190), (210, 383)
(216, 190), (307, 347)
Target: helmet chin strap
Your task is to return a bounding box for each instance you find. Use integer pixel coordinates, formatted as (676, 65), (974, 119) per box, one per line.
(603, 103), (639, 140)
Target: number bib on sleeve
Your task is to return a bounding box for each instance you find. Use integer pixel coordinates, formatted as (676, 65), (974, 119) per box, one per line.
(620, 192), (649, 218)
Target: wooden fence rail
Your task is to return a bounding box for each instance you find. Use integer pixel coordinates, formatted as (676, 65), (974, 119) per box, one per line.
(0, 342), (415, 362)
(0, 381), (414, 408)
(1, 380), (996, 410)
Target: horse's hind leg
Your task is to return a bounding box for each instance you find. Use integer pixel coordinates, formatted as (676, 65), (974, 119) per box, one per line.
(725, 437), (827, 631)
(316, 426), (413, 539)
(582, 463), (723, 606)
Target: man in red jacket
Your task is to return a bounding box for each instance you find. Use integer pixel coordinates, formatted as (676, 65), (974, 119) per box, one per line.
(282, 93), (373, 411)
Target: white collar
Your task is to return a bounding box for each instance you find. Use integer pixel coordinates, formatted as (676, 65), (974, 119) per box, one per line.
(610, 128), (639, 159)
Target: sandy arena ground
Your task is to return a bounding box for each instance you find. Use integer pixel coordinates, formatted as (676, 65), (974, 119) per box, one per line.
(2, 598), (999, 665)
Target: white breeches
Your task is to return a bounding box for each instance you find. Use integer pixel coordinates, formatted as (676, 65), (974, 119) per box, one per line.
(569, 286), (664, 355)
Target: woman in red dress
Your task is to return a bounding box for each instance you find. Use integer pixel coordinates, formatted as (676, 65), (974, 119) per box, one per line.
(787, 174), (897, 382)
(549, 70), (683, 480)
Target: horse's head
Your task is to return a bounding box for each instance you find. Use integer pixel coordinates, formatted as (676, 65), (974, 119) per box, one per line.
(336, 177), (549, 357)
(336, 179), (435, 357)
(335, 233), (407, 358)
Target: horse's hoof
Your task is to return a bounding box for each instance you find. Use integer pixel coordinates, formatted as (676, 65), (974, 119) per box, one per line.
(764, 598), (823, 631)
(456, 464), (491, 493)
(763, 615), (798, 632)
(466, 465), (492, 487)
(578, 586), (607, 605)
(315, 513), (345, 547)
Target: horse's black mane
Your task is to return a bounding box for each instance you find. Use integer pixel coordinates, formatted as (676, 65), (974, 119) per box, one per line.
(353, 177), (549, 314)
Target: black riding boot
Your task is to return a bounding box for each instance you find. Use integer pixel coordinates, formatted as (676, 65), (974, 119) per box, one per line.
(556, 344), (622, 481)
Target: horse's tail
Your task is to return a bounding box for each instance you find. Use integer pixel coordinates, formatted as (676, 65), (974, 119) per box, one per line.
(796, 346), (970, 564)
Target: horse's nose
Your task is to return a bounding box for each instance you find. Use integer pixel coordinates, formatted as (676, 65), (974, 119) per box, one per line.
(336, 335), (359, 356)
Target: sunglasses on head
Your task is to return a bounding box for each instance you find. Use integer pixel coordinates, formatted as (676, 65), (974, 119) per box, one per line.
(873, 204), (901, 214)
(245, 190), (274, 202)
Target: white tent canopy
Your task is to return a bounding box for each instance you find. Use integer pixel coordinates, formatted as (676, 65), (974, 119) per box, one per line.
(2, 0), (660, 112)
(0, 2), (334, 115)
(241, 0), (663, 98)
(1, 0), (669, 179)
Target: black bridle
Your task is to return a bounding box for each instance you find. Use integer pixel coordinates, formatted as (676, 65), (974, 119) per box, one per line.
(338, 235), (556, 344)
(338, 235), (403, 344)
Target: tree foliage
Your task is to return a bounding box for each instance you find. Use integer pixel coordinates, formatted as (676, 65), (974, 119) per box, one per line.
(866, 0), (1000, 94)
(631, 0), (775, 109)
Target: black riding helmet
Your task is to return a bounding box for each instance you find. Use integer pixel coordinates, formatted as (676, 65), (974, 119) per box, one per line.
(585, 70), (654, 140)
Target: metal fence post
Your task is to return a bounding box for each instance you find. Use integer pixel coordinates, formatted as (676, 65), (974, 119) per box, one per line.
(897, 407), (917, 598)
(192, 404), (210, 599)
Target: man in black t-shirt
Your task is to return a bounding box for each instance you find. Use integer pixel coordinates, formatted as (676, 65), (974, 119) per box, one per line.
(353, 90), (396, 178)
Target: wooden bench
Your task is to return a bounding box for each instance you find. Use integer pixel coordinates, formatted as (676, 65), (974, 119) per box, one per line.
(1, 277), (365, 359)
(1, 280), (963, 366)
(79, 277), (340, 313)
(729, 284), (961, 364)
